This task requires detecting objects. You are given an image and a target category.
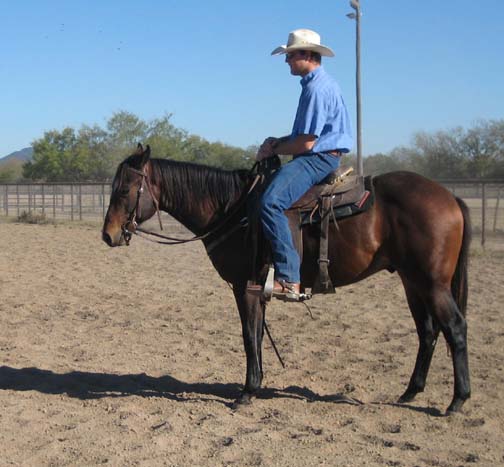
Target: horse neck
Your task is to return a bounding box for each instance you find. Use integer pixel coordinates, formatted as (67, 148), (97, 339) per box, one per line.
(150, 159), (248, 234)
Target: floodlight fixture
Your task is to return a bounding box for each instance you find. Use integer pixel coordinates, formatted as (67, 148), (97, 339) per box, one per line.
(350, 0), (360, 10)
(346, 0), (363, 175)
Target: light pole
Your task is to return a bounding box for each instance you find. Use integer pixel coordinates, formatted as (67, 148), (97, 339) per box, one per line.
(347, 0), (363, 175)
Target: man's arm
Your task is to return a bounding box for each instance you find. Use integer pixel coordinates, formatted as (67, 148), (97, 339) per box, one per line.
(273, 134), (316, 156)
(256, 134), (316, 161)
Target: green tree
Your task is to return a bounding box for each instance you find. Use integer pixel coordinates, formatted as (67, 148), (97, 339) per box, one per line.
(107, 111), (148, 148)
(412, 128), (467, 178)
(76, 125), (110, 181)
(0, 159), (24, 182)
(462, 120), (504, 178)
(23, 128), (78, 181)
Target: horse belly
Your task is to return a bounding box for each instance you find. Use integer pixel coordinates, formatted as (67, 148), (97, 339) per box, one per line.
(300, 212), (385, 288)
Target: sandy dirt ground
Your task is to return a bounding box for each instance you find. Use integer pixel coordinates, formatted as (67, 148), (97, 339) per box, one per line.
(1, 220), (503, 467)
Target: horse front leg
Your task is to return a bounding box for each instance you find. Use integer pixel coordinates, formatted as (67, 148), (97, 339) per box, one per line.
(232, 283), (265, 408)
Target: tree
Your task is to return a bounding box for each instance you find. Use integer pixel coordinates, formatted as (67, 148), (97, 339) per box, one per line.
(462, 120), (504, 178)
(107, 111), (148, 148)
(412, 128), (467, 178)
(22, 111), (257, 181)
(76, 125), (111, 181)
(24, 128), (78, 181)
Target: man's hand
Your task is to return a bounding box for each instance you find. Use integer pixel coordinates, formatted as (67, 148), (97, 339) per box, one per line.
(256, 137), (278, 161)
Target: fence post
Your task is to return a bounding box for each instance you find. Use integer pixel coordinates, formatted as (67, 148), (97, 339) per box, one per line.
(42, 184), (45, 215)
(71, 184), (74, 221)
(53, 185), (56, 219)
(481, 182), (486, 248)
(16, 185), (20, 217)
(28, 185), (32, 213)
(493, 186), (501, 233)
(78, 184), (82, 221)
(4, 185), (8, 216)
(102, 184), (106, 219)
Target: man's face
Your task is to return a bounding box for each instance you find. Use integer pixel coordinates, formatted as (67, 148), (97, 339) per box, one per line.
(285, 50), (312, 76)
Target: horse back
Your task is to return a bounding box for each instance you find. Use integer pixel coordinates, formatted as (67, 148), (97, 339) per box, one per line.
(299, 171), (465, 288)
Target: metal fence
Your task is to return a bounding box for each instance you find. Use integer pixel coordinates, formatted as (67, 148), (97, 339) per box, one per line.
(0, 182), (186, 232)
(1, 180), (504, 246)
(440, 179), (504, 248)
(0, 183), (110, 221)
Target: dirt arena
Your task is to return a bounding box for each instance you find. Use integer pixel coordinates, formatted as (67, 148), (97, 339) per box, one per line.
(1, 220), (503, 467)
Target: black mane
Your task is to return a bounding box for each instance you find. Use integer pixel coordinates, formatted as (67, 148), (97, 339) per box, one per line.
(150, 158), (251, 211)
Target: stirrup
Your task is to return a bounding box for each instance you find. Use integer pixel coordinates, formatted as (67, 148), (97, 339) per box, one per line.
(246, 267), (275, 300)
(262, 266), (275, 301)
(247, 267), (312, 302)
(272, 282), (312, 302)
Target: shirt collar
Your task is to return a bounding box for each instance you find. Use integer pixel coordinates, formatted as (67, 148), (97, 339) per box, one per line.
(300, 65), (323, 87)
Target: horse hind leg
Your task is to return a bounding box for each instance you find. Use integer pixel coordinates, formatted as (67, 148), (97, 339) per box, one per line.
(426, 287), (470, 414)
(399, 281), (440, 404)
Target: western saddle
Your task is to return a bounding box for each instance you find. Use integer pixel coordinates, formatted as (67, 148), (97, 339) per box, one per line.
(249, 158), (374, 298)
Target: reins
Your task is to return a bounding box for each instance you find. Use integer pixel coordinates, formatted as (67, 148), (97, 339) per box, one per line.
(120, 158), (286, 369)
(121, 162), (262, 250)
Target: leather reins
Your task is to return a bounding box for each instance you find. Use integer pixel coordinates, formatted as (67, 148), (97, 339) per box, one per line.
(119, 160), (287, 369)
(121, 163), (262, 251)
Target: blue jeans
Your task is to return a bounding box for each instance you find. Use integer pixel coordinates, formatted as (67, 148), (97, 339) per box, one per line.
(260, 152), (341, 283)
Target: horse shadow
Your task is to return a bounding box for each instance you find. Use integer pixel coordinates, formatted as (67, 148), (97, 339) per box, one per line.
(0, 366), (443, 415)
(0, 366), (240, 405)
(0, 366), (361, 408)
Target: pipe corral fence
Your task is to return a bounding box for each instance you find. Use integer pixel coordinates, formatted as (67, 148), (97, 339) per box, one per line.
(1, 179), (504, 247)
(0, 182), (186, 233)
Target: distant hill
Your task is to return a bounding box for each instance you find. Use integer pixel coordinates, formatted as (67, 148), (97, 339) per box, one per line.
(1, 147), (33, 163)
(0, 147), (32, 181)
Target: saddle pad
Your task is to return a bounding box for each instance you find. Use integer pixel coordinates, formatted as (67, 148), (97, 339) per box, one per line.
(290, 172), (363, 211)
(297, 175), (374, 226)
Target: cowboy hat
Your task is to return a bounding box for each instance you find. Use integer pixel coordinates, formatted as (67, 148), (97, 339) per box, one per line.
(271, 29), (335, 57)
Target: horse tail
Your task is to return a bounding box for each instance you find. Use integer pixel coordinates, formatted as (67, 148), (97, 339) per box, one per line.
(452, 197), (472, 317)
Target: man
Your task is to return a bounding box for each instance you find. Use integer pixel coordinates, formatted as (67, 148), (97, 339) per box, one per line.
(253, 28), (353, 301)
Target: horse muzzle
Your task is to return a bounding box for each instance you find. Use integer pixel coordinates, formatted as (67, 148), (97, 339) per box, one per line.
(102, 224), (128, 247)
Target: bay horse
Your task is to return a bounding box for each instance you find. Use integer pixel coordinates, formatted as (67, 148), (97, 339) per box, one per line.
(102, 144), (471, 414)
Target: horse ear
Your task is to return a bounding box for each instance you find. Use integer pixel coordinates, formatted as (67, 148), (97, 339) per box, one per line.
(141, 145), (151, 166)
(135, 143), (144, 155)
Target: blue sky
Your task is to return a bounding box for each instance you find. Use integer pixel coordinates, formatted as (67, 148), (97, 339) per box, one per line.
(1, 0), (503, 158)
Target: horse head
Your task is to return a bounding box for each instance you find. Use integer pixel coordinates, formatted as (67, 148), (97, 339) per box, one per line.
(102, 143), (158, 247)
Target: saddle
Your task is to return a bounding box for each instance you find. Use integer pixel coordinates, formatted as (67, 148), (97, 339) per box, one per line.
(285, 166), (374, 294)
(248, 158), (374, 297)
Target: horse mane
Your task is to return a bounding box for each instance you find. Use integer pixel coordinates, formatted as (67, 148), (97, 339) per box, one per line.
(150, 158), (251, 210)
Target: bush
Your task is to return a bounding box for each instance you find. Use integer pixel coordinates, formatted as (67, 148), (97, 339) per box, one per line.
(17, 210), (54, 225)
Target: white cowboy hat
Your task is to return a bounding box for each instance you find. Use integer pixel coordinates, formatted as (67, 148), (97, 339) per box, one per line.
(271, 29), (335, 57)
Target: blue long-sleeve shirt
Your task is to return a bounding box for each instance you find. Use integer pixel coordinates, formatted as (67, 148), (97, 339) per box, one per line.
(291, 66), (353, 153)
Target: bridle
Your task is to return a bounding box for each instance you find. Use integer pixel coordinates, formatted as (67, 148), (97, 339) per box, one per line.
(117, 157), (287, 368)
(120, 162), (263, 251)
(120, 166), (163, 246)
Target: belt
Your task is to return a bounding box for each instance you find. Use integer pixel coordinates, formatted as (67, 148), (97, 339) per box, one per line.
(296, 151), (343, 159)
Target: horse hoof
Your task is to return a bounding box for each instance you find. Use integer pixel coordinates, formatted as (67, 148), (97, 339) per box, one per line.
(445, 397), (467, 415)
(231, 393), (254, 410)
(398, 391), (417, 404)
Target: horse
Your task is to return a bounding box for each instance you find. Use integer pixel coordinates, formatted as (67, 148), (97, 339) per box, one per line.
(102, 144), (471, 414)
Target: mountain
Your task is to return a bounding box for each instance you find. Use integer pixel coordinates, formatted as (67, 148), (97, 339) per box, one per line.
(0, 147), (33, 181)
(1, 147), (33, 162)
